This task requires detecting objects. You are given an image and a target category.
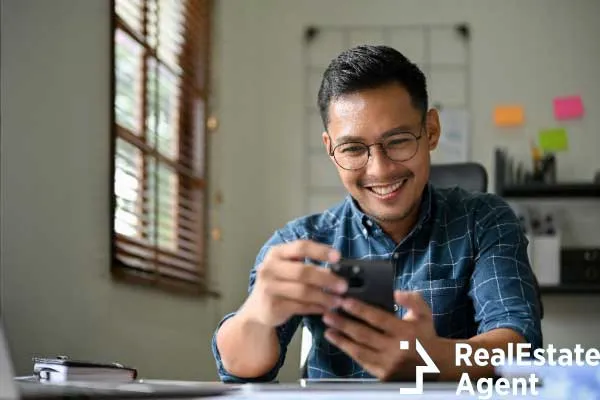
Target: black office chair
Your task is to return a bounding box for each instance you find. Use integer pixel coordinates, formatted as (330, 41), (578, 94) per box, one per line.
(429, 162), (488, 192)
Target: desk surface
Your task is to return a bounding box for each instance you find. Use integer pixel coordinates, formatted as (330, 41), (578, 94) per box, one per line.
(14, 381), (480, 399)
(17, 377), (594, 400)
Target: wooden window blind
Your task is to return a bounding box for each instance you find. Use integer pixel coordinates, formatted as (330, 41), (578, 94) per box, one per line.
(110, 0), (214, 295)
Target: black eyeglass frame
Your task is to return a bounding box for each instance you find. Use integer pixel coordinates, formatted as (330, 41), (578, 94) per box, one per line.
(327, 123), (427, 171)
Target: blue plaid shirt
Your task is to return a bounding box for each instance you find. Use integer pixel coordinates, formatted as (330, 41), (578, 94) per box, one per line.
(212, 184), (543, 381)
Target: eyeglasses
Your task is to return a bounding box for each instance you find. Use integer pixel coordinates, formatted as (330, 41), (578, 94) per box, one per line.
(329, 128), (424, 171)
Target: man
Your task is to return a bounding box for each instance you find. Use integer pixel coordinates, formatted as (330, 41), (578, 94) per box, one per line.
(212, 45), (542, 382)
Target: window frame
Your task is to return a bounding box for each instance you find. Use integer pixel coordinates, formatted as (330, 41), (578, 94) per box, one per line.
(109, 0), (216, 297)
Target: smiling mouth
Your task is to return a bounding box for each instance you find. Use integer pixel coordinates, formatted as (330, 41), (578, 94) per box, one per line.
(365, 178), (409, 197)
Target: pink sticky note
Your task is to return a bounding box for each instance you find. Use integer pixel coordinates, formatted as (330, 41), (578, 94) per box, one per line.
(553, 95), (584, 120)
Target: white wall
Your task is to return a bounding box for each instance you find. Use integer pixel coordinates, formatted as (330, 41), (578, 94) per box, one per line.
(1, 0), (599, 385)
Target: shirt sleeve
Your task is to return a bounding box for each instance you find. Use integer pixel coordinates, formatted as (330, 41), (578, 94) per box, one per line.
(469, 194), (543, 349)
(211, 229), (303, 383)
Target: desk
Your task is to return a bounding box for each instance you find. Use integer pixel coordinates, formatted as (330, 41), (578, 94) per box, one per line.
(16, 373), (599, 399)
(14, 380), (468, 399)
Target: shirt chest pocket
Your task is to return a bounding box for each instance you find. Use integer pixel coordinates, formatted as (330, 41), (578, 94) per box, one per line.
(406, 278), (470, 318)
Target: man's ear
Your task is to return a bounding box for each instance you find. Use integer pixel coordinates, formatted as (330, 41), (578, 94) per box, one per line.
(425, 109), (441, 151)
(322, 131), (338, 167)
(322, 131), (332, 155)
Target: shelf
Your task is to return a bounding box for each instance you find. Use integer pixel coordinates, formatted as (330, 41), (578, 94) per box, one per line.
(539, 284), (600, 294)
(500, 183), (600, 198)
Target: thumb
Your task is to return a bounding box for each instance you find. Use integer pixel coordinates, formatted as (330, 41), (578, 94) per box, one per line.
(394, 290), (432, 320)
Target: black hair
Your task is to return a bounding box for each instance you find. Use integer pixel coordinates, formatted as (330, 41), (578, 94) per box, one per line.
(317, 45), (428, 129)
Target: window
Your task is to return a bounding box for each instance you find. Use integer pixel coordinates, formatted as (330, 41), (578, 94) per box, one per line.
(110, 0), (213, 295)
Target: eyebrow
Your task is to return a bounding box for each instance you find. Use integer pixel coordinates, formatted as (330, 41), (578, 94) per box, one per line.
(334, 125), (417, 146)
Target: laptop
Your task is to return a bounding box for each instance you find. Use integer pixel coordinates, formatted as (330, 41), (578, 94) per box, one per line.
(0, 324), (237, 399)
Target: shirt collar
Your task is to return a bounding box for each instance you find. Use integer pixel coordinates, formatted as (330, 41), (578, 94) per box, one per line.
(347, 182), (434, 236)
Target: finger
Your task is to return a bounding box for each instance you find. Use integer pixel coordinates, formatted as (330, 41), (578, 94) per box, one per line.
(323, 329), (385, 377)
(266, 280), (343, 309)
(340, 297), (408, 333)
(394, 291), (432, 320)
(322, 311), (389, 351)
(268, 260), (347, 294)
(274, 240), (341, 264)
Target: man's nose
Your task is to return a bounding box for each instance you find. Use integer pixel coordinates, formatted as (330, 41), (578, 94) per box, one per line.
(367, 144), (396, 174)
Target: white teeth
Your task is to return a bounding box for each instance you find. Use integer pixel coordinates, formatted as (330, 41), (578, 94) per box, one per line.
(370, 180), (405, 196)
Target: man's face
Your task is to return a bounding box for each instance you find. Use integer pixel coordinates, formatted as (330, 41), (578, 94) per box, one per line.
(322, 83), (440, 224)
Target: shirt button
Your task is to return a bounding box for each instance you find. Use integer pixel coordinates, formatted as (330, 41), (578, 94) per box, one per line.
(366, 220), (373, 227)
(362, 228), (368, 236)
(393, 253), (399, 260)
(394, 304), (399, 312)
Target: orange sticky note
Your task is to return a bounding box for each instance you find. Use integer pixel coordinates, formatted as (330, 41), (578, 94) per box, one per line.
(494, 105), (525, 127)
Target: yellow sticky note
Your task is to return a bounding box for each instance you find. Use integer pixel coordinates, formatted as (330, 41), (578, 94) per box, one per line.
(539, 128), (568, 152)
(494, 105), (525, 127)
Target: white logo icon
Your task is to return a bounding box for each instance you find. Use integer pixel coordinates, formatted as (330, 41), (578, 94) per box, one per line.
(399, 339), (440, 395)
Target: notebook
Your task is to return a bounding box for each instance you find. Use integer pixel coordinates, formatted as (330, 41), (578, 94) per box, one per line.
(33, 357), (137, 383)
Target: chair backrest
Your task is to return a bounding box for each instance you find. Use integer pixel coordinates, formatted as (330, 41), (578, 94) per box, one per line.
(299, 325), (312, 378)
(429, 162), (488, 192)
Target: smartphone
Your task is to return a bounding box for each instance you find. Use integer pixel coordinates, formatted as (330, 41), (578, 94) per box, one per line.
(330, 258), (395, 315)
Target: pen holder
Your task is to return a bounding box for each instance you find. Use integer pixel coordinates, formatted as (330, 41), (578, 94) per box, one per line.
(532, 233), (561, 285)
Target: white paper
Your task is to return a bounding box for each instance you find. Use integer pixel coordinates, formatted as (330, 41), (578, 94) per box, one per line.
(434, 108), (470, 164)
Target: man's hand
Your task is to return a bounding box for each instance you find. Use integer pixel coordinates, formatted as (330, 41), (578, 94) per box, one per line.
(322, 290), (441, 381)
(240, 240), (348, 327)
